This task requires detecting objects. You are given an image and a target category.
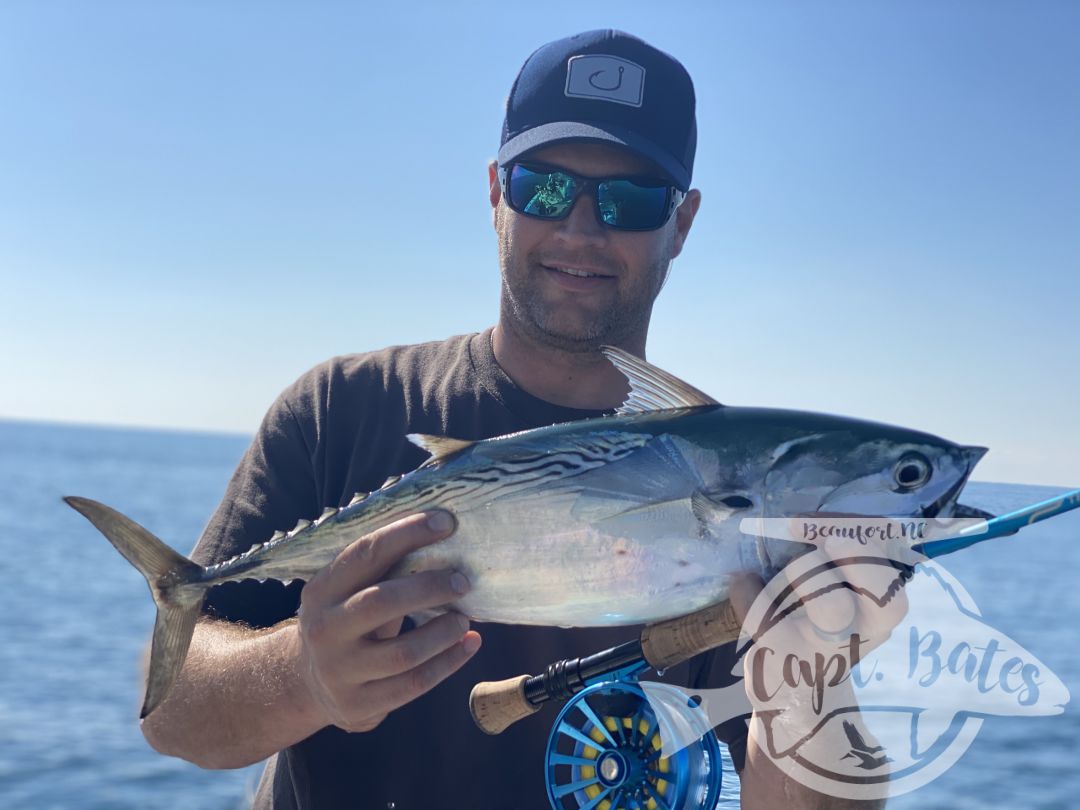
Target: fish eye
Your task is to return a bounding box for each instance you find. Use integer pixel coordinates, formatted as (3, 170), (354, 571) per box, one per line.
(894, 453), (932, 489)
(719, 495), (753, 509)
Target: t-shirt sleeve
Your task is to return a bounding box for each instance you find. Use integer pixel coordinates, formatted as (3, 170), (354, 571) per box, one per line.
(189, 376), (322, 628)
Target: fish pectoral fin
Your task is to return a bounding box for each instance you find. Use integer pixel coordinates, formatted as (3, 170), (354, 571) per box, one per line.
(503, 486), (690, 526)
(407, 434), (476, 467)
(579, 499), (681, 524)
(691, 490), (754, 534)
(507, 487), (656, 524)
(600, 346), (721, 415)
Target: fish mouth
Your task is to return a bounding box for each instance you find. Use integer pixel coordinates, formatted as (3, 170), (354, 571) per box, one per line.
(921, 471), (970, 518)
(921, 446), (986, 518)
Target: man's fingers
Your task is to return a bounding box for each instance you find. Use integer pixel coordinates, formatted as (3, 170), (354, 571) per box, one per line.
(781, 514), (912, 643)
(790, 549), (859, 638)
(338, 569), (471, 637)
(358, 612), (473, 681)
(816, 534), (911, 645)
(352, 631), (482, 719)
(371, 617), (404, 641)
(309, 510), (456, 605)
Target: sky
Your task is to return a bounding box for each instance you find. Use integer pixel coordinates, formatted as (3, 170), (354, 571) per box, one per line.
(1, 1), (1076, 486)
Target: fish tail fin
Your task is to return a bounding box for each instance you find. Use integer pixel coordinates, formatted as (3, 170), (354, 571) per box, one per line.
(64, 496), (207, 718)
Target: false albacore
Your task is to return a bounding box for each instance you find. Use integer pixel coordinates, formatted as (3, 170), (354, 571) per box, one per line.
(65, 347), (988, 718)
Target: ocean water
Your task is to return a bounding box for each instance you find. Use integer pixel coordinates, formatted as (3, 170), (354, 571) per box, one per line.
(0, 420), (260, 810)
(0, 419), (1076, 809)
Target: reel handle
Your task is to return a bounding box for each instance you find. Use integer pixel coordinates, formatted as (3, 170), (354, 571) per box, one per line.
(469, 674), (539, 735)
(469, 600), (744, 734)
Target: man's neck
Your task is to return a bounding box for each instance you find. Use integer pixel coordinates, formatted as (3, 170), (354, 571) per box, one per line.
(491, 320), (640, 411)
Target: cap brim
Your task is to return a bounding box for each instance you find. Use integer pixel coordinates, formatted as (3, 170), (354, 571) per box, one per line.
(498, 121), (690, 191)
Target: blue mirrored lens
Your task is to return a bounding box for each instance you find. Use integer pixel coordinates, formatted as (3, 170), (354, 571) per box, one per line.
(508, 165), (577, 218)
(596, 180), (670, 229)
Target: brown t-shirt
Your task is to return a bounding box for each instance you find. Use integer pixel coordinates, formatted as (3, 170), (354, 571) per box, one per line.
(191, 329), (746, 810)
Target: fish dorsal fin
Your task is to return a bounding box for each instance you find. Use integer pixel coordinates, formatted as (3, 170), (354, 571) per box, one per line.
(600, 346), (721, 415)
(407, 433), (476, 466)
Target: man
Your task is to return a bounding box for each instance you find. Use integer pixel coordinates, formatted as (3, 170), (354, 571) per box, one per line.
(141, 30), (879, 809)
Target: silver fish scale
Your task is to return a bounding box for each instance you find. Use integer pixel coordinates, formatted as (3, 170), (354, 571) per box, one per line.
(200, 431), (652, 585)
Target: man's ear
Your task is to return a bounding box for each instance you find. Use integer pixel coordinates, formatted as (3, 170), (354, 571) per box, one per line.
(488, 160), (503, 230)
(488, 161), (501, 208)
(670, 189), (702, 259)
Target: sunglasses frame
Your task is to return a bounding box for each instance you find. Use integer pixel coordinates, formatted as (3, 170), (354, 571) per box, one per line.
(497, 160), (686, 232)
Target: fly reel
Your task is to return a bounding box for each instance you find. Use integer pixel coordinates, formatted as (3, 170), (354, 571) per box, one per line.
(468, 604), (744, 808)
(544, 668), (723, 810)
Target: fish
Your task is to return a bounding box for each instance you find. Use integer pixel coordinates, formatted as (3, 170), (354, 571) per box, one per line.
(64, 347), (988, 718)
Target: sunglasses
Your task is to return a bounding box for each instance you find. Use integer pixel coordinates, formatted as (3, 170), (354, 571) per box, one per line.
(497, 161), (685, 231)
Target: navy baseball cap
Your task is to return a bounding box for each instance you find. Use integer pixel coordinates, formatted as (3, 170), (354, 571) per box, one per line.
(499, 30), (697, 191)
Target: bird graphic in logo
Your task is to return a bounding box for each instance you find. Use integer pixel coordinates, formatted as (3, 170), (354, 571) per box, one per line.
(839, 719), (893, 771)
(588, 65), (624, 92)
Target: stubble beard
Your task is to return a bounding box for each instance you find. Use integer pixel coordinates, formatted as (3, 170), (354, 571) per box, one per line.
(498, 240), (669, 354)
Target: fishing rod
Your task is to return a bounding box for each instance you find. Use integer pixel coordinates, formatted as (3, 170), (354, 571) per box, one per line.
(469, 487), (1080, 810)
(915, 487), (1080, 558)
(470, 600), (743, 736)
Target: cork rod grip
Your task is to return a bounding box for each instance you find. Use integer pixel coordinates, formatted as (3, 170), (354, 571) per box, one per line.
(469, 674), (539, 735)
(640, 600), (743, 670)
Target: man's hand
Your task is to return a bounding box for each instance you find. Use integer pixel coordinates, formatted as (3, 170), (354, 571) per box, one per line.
(294, 510), (481, 733)
(141, 509), (481, 768)
(731, 518), (909, 809)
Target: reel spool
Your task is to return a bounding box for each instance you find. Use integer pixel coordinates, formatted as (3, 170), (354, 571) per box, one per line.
(544, 678), (722, 810)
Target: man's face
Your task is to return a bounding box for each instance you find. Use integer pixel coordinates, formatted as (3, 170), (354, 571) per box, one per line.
(491, 142), (700, 353)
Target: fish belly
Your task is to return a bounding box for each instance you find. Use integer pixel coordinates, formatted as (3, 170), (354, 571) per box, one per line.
(396, 498), (739, 627)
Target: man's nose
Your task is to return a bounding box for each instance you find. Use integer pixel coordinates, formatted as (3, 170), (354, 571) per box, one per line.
(554, 191), (608, 247)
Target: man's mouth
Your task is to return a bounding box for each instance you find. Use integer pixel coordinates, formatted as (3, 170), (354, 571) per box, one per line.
(542, 264), (615, 280)
(555, 266), (601, 277)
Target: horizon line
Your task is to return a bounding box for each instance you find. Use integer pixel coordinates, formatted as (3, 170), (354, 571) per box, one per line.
(0, 415), (1071, 492)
